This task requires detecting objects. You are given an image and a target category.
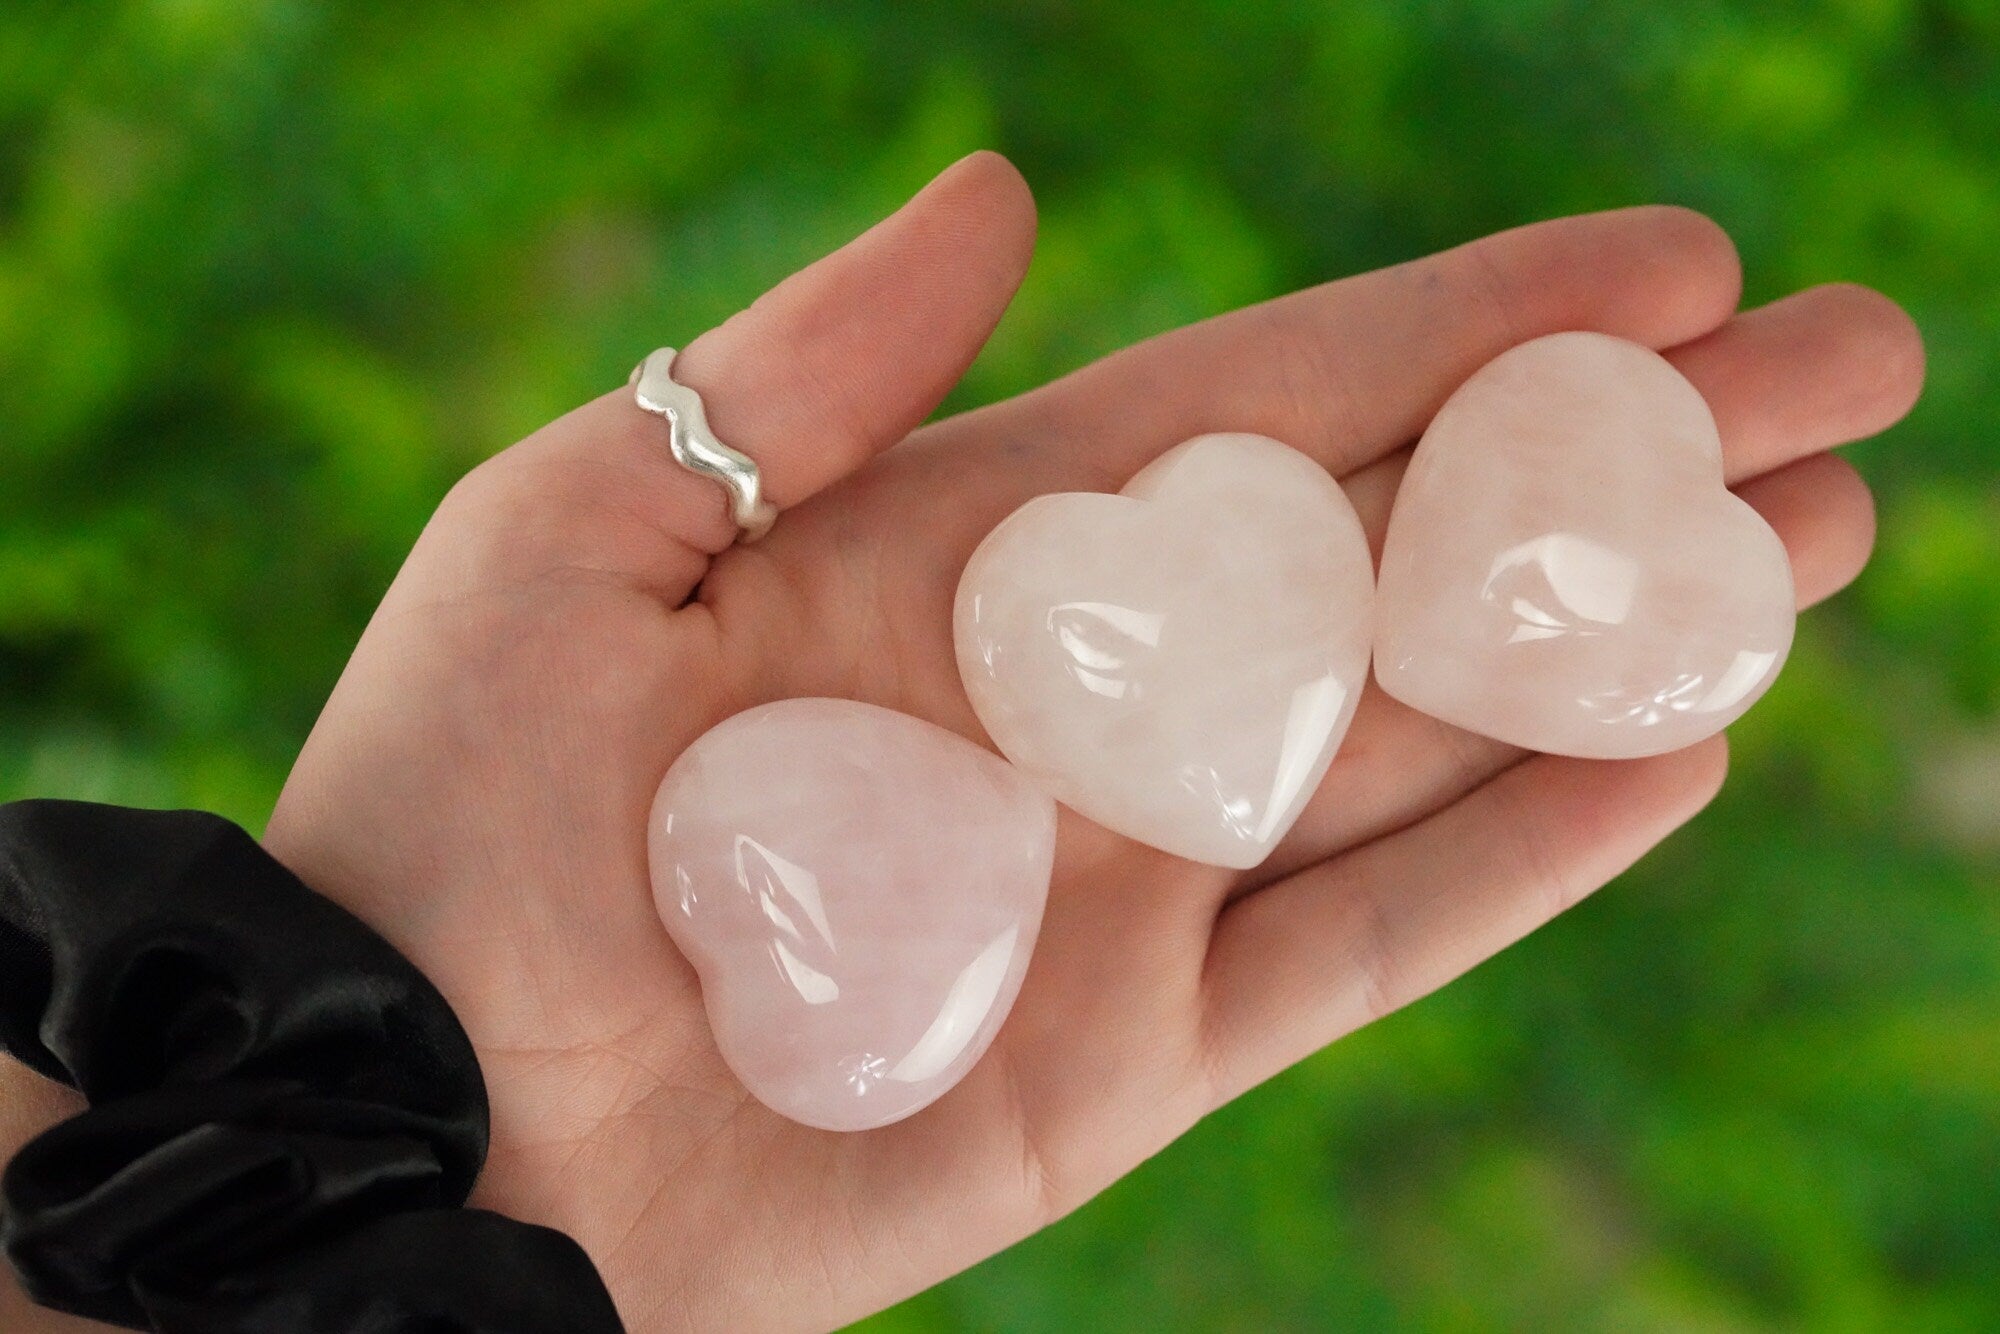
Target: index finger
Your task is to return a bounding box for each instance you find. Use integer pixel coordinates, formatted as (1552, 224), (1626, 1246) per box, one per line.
(906, 205), (1742, 524)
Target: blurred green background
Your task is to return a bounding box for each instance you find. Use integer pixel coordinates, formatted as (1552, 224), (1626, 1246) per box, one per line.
(2, 0), (1995, 1328)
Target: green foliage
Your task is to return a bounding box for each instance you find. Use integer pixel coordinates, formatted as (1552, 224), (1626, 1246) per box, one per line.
(1, 1), (1994, 1328)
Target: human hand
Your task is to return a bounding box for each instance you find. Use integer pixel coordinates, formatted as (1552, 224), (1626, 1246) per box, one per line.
(2, 151), (1923, 1332)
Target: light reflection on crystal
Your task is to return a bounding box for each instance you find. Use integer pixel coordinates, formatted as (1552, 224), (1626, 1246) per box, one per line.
(651, 699), (1056, 1132)
(956, 434), (1374, 868)
(1376, 332), (1795, 759)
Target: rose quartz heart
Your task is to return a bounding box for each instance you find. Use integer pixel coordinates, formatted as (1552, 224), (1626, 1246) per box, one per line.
(954, 433), (1375, 869)
(1375, 331), (1796, 759)
(648, 699), (1056, 1131)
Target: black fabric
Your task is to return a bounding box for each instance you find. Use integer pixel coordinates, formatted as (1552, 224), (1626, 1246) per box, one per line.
(0, 800), (624, 1332)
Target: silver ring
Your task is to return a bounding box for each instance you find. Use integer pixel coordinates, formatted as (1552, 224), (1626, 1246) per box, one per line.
(630, 347), (778, 542)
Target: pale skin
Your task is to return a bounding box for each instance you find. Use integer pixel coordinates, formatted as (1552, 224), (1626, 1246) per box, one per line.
(0, 152), (1924, 1332)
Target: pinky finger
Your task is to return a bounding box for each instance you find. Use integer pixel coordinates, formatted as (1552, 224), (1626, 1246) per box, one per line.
(1199, 736), (1730, 1106)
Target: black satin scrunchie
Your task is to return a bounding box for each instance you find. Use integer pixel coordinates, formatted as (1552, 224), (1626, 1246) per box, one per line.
(0, 800), (625, 1333)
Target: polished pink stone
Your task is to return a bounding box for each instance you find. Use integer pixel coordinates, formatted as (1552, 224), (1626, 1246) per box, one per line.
(954, 433), (1375, 869)
(1375, 331), (1796, 759)
(648, 698), (1056, 1132)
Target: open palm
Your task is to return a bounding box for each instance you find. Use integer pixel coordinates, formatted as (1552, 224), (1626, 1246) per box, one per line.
(135, 154), (1919, 1332)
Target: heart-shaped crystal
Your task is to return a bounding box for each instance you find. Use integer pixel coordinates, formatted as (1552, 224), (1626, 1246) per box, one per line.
(954, 433), (1374, 869)
(649, 698), (1056, 1131)
(1375, 331), (1795, 759)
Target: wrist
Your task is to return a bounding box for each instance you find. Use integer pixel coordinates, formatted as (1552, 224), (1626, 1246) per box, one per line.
(0, 1063), (94, 1332)
(0, 802), (623, 1332)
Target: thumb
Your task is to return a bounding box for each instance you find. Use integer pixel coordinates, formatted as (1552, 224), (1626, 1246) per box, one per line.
(676, 150), (1038, 517)
(463, 151), (1037, 592)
